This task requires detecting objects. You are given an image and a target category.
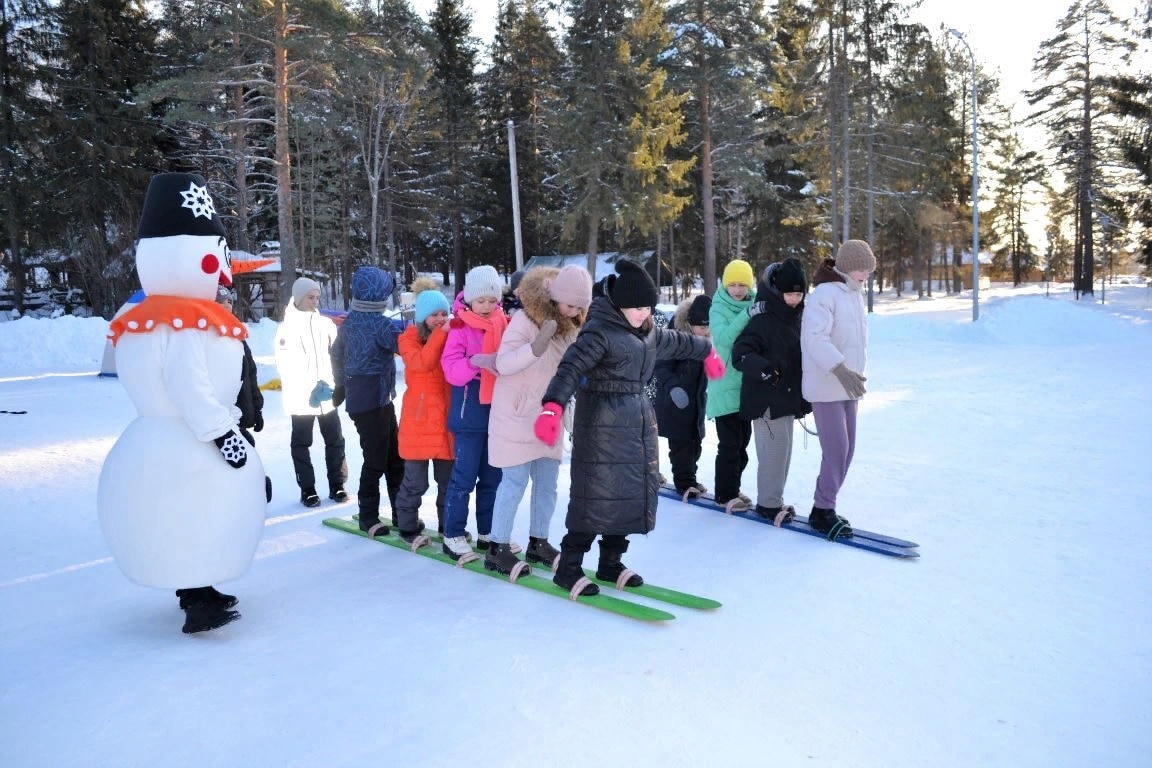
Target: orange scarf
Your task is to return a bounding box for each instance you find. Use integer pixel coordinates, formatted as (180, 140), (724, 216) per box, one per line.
(456, 308), (508, 404)
(109, 295), (248, 345)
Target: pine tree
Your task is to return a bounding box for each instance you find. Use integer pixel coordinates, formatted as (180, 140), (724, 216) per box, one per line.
(663, 0), (775, 291)
(45, 0), (162, 317)
(0, 0), (54, 311)
(478, 0), (564, 269)
(424, 0), (486, 291)
(1027, 0), (1136, 297)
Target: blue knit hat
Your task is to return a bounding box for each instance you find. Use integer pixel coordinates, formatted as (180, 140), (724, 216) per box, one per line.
(414, 289), (451, 323)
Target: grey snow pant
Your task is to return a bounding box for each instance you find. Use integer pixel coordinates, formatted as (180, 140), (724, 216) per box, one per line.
(753, 412), (795, 510)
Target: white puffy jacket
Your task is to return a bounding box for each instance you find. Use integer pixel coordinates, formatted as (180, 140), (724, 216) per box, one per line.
(800, 272), (868, 403)
(274, 303), (339, 416)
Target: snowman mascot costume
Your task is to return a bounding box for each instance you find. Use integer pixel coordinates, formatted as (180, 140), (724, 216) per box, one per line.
(98, 172), (266, 635)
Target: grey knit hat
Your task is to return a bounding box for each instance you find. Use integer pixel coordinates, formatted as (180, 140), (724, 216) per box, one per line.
(292, 277), (321, 306)
(463, 265), (504, 304)
(835, 240), (876, 273)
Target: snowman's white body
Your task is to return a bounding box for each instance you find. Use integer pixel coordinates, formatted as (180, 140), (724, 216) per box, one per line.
(97, 224), (265, 589)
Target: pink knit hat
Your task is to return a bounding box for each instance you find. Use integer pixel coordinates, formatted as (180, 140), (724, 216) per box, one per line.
(548, 265), (594, 309)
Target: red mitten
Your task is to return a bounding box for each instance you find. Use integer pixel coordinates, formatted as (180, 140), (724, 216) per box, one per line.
(534, 401), (565, 447)
(703, 348), (726, 381)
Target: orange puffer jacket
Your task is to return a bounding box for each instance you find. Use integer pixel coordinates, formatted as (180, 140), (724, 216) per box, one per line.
(397, 324), (454, 461)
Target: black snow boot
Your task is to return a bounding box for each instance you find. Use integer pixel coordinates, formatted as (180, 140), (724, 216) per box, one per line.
(808, 507), (853, 539)
(484, 543), (526, 576)
(300, 487), (321, 508)
(180, 589), (241, 634)
(398, 520), (427, 545)
(755, 505), (796, 526)
(329, 486), (349, 503)
(524, 537), (560, 569)
(358, 495), (388, 536)
(176, 586), (238, 610)
(553, 549), (598, 596)
(595, 537), (643, 587)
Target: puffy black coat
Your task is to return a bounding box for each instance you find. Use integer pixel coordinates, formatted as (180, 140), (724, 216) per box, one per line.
(542, 296), (712, 535)
(653, 299), (707, 442)
(731, 273), (811, 422)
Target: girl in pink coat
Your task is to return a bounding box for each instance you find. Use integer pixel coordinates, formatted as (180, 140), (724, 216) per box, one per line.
(483, 265), (593, 576)
(439, 266), (509, 560)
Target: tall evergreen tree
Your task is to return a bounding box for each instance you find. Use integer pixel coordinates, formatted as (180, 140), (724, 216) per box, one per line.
(0, 0), (53, 310)
(1027, 0), (1136, 296)
(664, 0), (775, 291)
(423, 0), (486, 292)
(478, 0), (564, 269)
(744, 0), (823, 270)
(45, 0), (162, 317)
(555, 0), (633, 269)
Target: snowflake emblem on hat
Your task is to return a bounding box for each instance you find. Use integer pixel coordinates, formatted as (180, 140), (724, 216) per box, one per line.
(179, 181), (217, 220)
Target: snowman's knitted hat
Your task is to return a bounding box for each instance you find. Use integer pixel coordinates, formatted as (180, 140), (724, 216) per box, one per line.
(136, 172), (227, 240)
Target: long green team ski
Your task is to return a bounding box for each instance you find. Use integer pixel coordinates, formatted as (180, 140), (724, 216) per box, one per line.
(348, 515), (721, 610)
(323, 517), (675, 622)
(580, 569), (721, 610)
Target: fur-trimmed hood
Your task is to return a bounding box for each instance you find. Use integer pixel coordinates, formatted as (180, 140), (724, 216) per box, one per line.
(517, 266), (585, 339)
(671, 297), (696, 332)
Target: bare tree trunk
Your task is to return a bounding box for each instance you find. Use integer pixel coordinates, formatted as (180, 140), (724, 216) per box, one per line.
(827, 19), (839, 246)
(274, 0), (297, 314)
(229, 10), (250, 254)
(698, 43), (717, 295)
(585, 221), (598, 276)
(840, 0), (851, 242)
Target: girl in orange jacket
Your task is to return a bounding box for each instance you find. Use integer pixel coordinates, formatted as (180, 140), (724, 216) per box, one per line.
(393, 279), (455, 541)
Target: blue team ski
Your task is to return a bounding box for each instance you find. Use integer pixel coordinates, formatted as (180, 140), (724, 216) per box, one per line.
(658, 486), (919, 558)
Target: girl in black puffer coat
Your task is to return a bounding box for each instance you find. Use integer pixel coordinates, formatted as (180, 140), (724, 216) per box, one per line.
(731, 258), (812, 523)
(534, 260), (725, 597)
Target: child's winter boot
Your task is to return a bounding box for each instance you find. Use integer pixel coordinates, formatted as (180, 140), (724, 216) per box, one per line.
(595, 537), (643, 587)
(525, 537), (560, 570)
(484, 543), (529, 579)
(553, 548), (598, 597)
(357, 494), (389, 537)
(808, 507), (853, 539)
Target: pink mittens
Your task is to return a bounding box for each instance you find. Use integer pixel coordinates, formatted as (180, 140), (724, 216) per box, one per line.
(534, 401), (565, 447)
(703, 348), (726, 381)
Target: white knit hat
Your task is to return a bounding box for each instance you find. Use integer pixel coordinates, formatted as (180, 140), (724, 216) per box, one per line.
(463, 265), (503, 304)
(292, 277), (321, 306)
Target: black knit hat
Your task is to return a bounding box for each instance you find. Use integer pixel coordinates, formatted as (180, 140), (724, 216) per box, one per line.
(136, 172), (227, 240)
(771, 257), (808, 294)
(609, 259), (659, 309)
(687, 294), (711, 326)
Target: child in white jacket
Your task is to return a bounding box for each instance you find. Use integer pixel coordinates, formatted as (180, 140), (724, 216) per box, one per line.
(273, 277), (347, 507)
(800, 240), (875, 538)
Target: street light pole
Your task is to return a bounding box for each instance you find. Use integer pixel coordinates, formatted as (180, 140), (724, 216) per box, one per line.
(949, 28), (980, 322)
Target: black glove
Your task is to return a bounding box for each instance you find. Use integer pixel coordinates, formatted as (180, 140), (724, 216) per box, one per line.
(332, 385), (345, 409)
(747, 302), (765, 318)
(253, 412), (264, 433)
(669, 387), (690, 409)
(213, 430), (248, 469)
(759, 368), (780, 384)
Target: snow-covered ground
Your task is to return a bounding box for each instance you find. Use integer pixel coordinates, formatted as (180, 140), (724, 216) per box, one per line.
(2, 281), (1150, 767)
